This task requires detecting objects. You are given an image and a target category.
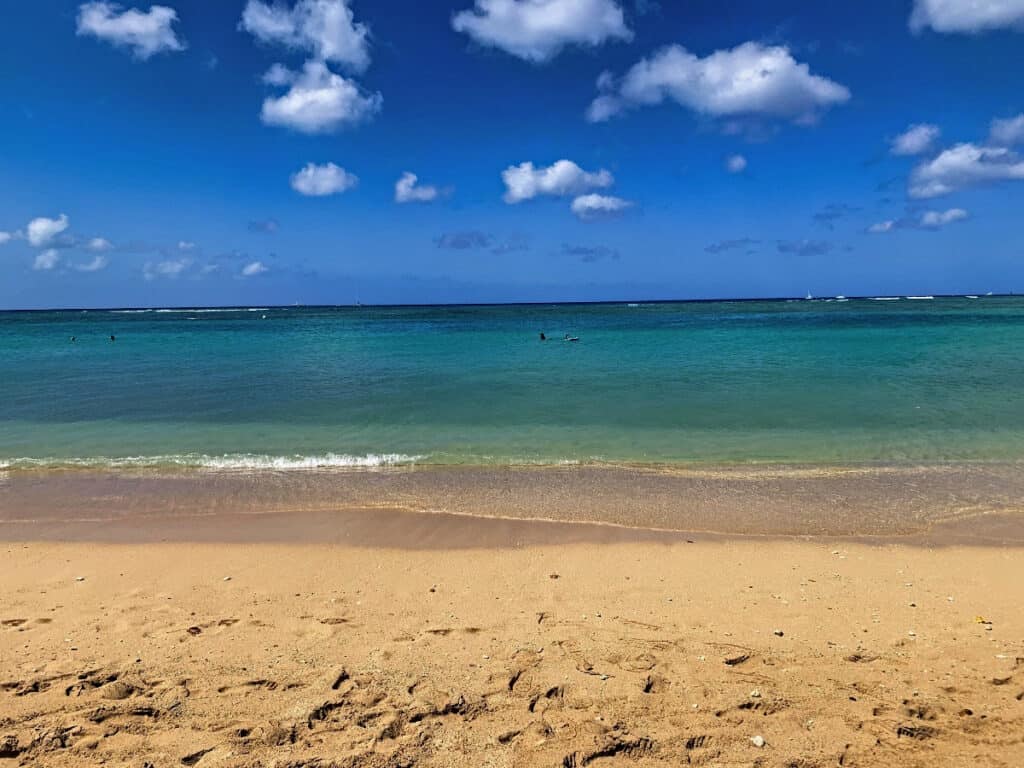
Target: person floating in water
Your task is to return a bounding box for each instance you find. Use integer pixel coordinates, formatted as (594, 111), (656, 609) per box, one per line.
(110, 335), (116, 342)
(539, 332), (547, 341)
(564, 333), (579, 342)
(69, 336), (76, 342)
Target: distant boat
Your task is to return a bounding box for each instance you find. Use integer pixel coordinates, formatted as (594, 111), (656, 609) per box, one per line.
(805, 291), (813, 300)
(906, 296), (934, 300)
(985, 292), (994, 296)
(870, 296), (899, 301)
(835, 295), (848, 302)
(965, 295), (979, 300)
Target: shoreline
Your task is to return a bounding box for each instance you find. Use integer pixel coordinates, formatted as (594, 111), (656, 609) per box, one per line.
(2, 462), (1024, 546)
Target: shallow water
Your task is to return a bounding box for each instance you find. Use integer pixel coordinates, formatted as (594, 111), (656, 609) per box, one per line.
(3, 298), (1024, 468)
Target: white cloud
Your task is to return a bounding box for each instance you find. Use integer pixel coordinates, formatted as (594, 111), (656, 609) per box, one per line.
(990, 113), (1024, 146)
(86, 237), (113, 251)
(910, 0), (1024, 33)
(241, 260), (269, 277)
(502, 160), (613, 203)
(867, 220), (896, 234)
(395, 172), (440, 203)
(0, 232), (11, 245)
(260, 60), (382, 133)
(919, 208), (968, 228)
(33, 250), (60, 271)
(725, 154), (747, 173)
(909, 142), (1024, 198)
(586, 42), (850, 124)
(290, 162), (359, 196)
(74, 255), (109, 272)
(27, 214), (70, 247)
(452, 0), (632, 63)
(570, 193), (632, 219)
(178, 240), (196, 251)
(76, 2), (185, 59)
(891, 123), (940, 156)
(143, 258), (190, 280)
(240, 0), (370, 72)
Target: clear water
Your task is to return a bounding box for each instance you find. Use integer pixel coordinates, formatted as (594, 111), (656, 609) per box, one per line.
(2, 298), (1024, 469)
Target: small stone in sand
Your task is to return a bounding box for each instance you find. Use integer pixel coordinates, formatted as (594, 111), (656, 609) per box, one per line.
(751, 735), (765, 748)
(222, 576), (231, 582)
(773, 629), (784, 636)
(549, 573), (560, 580)
(750, 689), (761, 698)
(75, 577), (85, 582)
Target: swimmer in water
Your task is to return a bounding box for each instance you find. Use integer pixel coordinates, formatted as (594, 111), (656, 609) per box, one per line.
(110, 334), (116, 342)
(539, 332), (547, 341)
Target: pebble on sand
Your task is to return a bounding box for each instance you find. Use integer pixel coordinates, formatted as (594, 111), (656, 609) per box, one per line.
(773, 629), (784, 636)
(751, 735), (766, 748)
(75, 576), (85, 582)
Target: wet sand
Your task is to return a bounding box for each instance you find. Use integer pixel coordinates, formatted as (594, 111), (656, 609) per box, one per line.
(3, 462), (1024, 543)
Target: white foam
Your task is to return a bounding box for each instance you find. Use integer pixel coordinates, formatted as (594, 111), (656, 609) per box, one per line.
(869, 297), (900, 301)
(0, 453), (424, 471)
(906, 296), (934, 300)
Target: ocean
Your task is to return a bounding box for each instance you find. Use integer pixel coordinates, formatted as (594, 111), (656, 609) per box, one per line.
(2, 297), (1024, 470)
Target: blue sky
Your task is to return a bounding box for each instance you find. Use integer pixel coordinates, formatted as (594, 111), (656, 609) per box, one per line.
(2, 0), (1024, 308)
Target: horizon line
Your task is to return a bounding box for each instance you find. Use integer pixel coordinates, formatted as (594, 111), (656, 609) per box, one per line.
(0, 292), (1017, 313)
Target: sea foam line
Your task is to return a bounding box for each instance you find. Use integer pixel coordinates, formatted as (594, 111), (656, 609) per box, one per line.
(0, 453), (424, 471)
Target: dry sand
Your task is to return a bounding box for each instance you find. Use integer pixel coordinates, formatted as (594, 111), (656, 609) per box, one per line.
(3, 532), (1023, 767)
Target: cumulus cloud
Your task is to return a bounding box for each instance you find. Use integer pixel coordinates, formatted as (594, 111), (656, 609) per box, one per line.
(86, 237), (113, 251)
(33, 250), (61, 271)
(502, 160), (613, 203)
(395, 172), (440, 203)
(74, 255), (109, 272)
(143, 258), (190, 280)
(725, 154), (747, 173)
(909, 0), (1024, 33)
(919, 207), (968, 228)
(0, 232), (11, 245)
(570, 193), (632, 219)
(776, 239), (832, 257)
(241, 260), (269, 277)
(909, 143), (1024, 198)
(27, 214), (70, 247)
(290, 162), (359, 196)
(587, 42), (850, 124)
(76, 2), (185, 59)
(240, 0), (370, 72)
(891, 123), (940, 156)
(260, 60), (381, 133)
(452, 0), (632, 63)
(990, 113), (1024, 146)
(868, 209), (969, 232)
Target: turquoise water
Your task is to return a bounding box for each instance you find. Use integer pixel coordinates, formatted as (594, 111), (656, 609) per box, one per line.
(2, 298), (1024, 469)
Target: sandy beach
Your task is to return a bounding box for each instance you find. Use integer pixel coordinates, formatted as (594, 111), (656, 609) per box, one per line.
(2, 469), (1023, 767)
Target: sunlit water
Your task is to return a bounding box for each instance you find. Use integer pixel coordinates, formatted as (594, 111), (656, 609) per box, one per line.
(3, 298), (1024, 469)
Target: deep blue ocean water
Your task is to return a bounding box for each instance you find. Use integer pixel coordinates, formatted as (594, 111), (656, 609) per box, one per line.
(2, 298), (1024, 469)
